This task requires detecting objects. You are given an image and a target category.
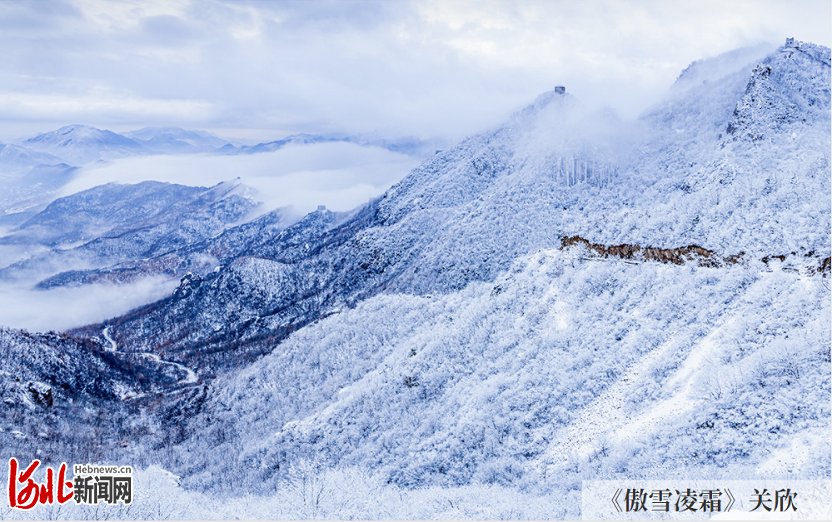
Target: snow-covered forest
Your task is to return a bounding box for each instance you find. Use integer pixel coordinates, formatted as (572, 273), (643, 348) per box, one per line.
(0, 5), (829, 518)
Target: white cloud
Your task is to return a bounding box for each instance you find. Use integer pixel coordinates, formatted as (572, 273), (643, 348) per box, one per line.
(0, 90), (215, 122)
(0, 276), (177, 331)
(60, 142), (422, 215)
(0, 139), (419, 333)
(0, 0), (828, 142)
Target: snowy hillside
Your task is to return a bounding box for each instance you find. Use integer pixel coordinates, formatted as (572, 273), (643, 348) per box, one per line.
(150, 39), (831, 502)
(88, 40), (829, 365)
(34, 207), (296, 290)
(0, 143), (76, 221)
(22, 125), (148, 165)
(0, 180), (259, 287)
(365, 39), (829, 293)
(0, 324), (210, 468)
(170, 248), (829, 499)
(68, 206), (359, 376)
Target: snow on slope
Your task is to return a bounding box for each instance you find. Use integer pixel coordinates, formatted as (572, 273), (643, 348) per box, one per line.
(0, 143), (76, 219)
(0, 143), (65, 172)
(663, 39), (830, 254)
(173, 248), (829, 500)
(22, 124), (148, 164)
(140, 40), (830, 504)
(0, 328), (144, 464)
(1, 179), (257, 253)
(0, 180), (260, 331)
(125, 127), (230, 154)
(78, 38), (829, 400)
(366, 40), (829, 295)
(35, 207), (296, 290)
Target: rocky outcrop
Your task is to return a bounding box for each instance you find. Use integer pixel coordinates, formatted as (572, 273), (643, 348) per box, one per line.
(560, 235), (734, 267)
(561, 235), (829, 274)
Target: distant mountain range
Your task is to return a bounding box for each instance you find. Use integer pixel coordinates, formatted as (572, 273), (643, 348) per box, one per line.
(125, 126), (230, 154)
(0, 179), (260, 284)
(0, 125), (439, 221)
(22, 124), (149, 165)
(222, 132), (441, 157)
(7, 124), (438, 168)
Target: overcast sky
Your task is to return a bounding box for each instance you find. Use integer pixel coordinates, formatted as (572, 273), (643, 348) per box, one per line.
(0, 0), (829, 143)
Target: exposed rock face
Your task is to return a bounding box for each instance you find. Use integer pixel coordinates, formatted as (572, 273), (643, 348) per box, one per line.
(560, 235), (726, 266)
(560, 235), (831, 274)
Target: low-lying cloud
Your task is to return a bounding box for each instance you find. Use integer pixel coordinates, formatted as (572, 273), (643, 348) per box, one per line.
(0, 276), (177, 331)
(60, 142), (422, 216)
(0, 141), (421, 332)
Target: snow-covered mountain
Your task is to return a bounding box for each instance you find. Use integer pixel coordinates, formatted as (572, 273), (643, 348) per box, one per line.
(173, 248), (829, 495)
(228, 133), (441, 157)
(0, 143), (76, 221)
(0, 180), (259, 285)
(0, 126), (431, 220)
(16, 125), (436, 167)
(34, 206), (296, 289)
(83, 40), (828, 361)
(126, 39), (824, 495)
(22, 124), (149, 165)
(0, 325), (206, 467)
(125, 127), (231, 154)
(0, 143), (65, 172)
(20, 124), (236, 164)
(0, 39), (829, 518)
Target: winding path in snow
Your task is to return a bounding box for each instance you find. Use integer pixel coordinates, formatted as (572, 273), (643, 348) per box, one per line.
(102, 326), (118, 352)
(101, 326), (200, 391)
(138, 352), (199, 385)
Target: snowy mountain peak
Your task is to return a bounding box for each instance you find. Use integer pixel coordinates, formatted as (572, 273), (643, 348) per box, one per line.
(203, 177), (260, 204)
(0, 143), (64, 168)
(724, 39), (830, 143)
(25, 124), (139, 148)
(22, 124), (146, 164)
(125, 126), (230, 153)
(514, 85), (577, 120)
(674, 43), (775, 92)
(782, 37), (831, 66)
